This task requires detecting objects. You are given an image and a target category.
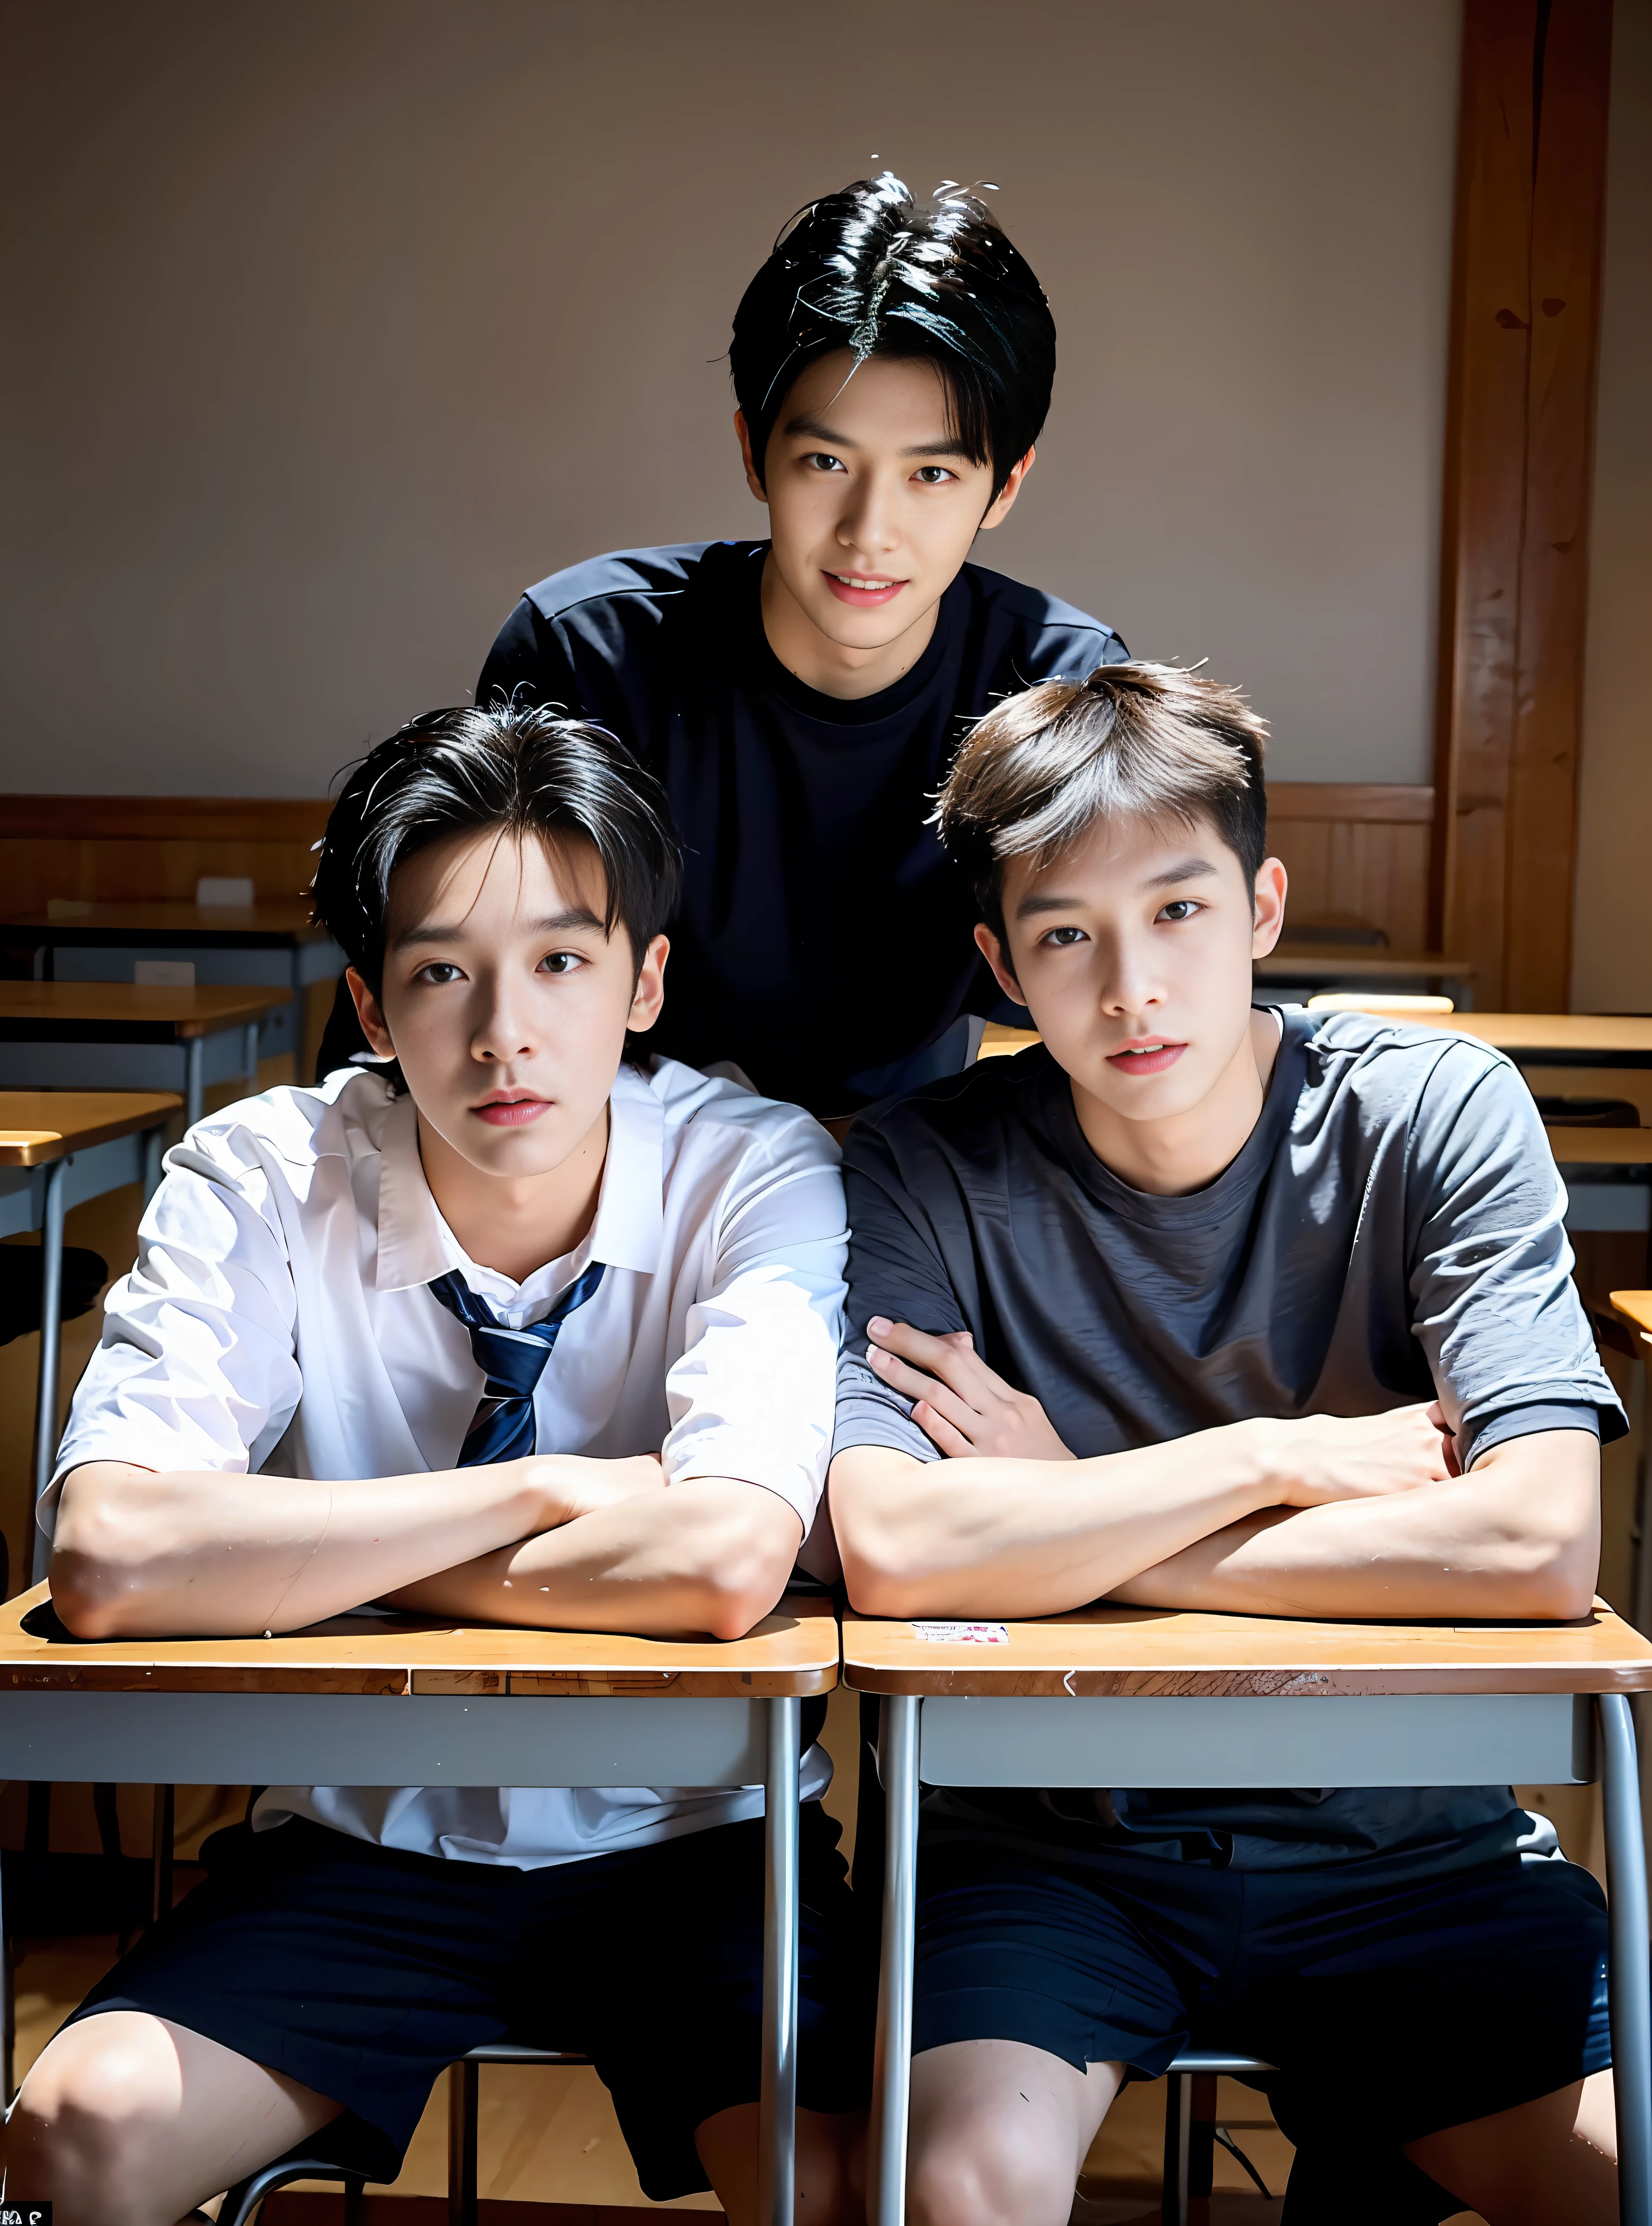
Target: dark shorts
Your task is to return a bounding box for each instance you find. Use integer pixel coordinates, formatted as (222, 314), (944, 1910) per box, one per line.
(914, 1834), (1610, 2148)
(69, 1804), (872, 2202)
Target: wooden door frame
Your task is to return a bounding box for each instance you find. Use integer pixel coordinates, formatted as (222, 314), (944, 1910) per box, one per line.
(1430, 0), (1616, 1011)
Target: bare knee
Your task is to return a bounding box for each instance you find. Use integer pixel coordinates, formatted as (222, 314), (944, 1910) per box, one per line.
(908, 2129), (1074, 2226)
(5, 2017), (184, 2225)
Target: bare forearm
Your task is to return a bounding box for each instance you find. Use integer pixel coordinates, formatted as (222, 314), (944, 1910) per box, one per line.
(833, 1428), (1275, 1620)
(1112, 1439), (1601, 1621)
(50, 1458), (568, 1637)
(384, 1477), (805, 1642)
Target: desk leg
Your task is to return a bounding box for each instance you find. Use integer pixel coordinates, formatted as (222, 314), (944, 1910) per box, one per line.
(29, 1158), (67, 1586)
(142, 1124), (165, 1204)
(185, 1037), (205, 1130)
(1604, 1694), (1652, 2226)
(243, 1020), (261, 1093)
(871, 1695), (921, 2226)
(760, 1694), (800, 2226)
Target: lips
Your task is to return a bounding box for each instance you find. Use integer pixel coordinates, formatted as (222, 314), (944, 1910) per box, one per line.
(473, 1096), (552, 1127)
(1105, 1042), (1187, 1076)
(822, 570), (907, 608)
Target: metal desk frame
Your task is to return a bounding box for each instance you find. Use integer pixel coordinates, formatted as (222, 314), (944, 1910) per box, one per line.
(0, 1670), (808, 2226)
(865, 1686), (1651, 2226)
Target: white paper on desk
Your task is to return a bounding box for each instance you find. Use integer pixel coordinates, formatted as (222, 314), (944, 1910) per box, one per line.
(910, 1620), (1009, 1644)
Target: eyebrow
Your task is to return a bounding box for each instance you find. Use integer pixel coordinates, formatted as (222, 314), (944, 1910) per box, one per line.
(780, 411), (972, 460)
(392, 906), (605, 949)
(1014, 859), (1222, 920)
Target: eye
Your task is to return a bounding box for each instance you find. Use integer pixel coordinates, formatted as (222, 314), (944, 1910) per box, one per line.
(804, 452), (847, 473)
(913, 465), (956, 485)
(412, 961), (464, 985)
(1040, 926), (1088, 948)
(1157, 899), (1204, 923)
(539, 950), (587, 976)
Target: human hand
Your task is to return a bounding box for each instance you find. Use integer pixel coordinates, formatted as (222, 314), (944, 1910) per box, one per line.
(1253, 1403), (1458, 1508)
(866, 1317), (1075, 1461)
(524, 1452), (666, 1528)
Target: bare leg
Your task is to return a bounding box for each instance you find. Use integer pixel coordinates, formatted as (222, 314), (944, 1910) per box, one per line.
(904, 2039), (1123, 2226)
(1404, 2068), (1618, 2226)
(695, 2102), (865, 2226)
(2, 2010), (342, 2226)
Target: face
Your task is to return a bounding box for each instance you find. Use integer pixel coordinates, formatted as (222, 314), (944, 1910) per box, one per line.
(978, 812), (1288, 1131)
(348, 827), (666, 1181)
(737, 349), (1032, 655)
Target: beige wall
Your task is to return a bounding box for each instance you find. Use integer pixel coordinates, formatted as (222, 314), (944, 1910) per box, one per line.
(0, 0), (1461, 797)
(1573, 0), (1652, 1014)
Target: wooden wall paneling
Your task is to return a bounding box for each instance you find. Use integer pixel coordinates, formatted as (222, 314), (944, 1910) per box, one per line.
(1266, 784), (1434, 951)
(1431, 0), (1615, 1010)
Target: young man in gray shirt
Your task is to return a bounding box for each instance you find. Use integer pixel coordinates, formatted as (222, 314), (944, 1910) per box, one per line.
(829, 662), (1624, 2226)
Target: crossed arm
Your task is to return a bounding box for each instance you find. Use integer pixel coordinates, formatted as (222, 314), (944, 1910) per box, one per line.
(50, 1455), (805, 1643)
(829, 1322), (1601, 1623)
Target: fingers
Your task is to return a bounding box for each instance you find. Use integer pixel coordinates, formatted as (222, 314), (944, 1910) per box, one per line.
(871, 1317), (1005, 1399)
(912, 1402), (976, 1459)
(868, 1346), (982, 1435)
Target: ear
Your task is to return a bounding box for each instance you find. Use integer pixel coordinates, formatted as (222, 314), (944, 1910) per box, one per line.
(1251, 858), (1288, 958)
(627, 934), (670, 1034)
(977, 446), (1036, 532)
(346, 967), (397, 1059)
(973, 921), (1028, 1006)
(734, 410), (768, 504)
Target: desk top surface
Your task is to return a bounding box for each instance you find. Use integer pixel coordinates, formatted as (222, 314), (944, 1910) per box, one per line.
(2, 903), (327, 946)
(0, 981), (293, 1036)
(841, 1602), (1652, 1696)
(1612, 1291), (1652, 1340)
(1254, 951), (1475, 981)
(0, 1090), (182, 1164)
(1543, 1127), (1652, 1163)
(0, 1584), (838, 1697)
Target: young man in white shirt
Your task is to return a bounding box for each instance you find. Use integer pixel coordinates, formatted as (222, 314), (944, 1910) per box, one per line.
(8, 705), (865, 2226)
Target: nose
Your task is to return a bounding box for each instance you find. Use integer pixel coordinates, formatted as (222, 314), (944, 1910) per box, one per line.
(836, 468), (902, 561)
(470, 970), (536, 1066)
(1095, 927), (1166, 1022)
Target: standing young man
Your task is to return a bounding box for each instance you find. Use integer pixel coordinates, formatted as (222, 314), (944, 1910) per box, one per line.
(829, 664), (1625, 2225)
(319, 173), (1127, 1111)
(11, 704), (866, 2226)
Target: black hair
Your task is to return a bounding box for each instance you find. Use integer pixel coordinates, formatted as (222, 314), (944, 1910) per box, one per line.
(312, 702), (682, 1063)
(730, 172), (1056, 501)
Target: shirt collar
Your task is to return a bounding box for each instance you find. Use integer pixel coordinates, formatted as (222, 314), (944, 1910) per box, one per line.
(373, 1067), (664, 1294)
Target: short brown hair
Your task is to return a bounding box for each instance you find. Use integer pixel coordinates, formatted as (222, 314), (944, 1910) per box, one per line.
(935, 661), (1269, 942)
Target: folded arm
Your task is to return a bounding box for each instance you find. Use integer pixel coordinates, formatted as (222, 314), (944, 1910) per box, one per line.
(1109, 1428), (1600, 1621)
(49, 1453), (663, 1639)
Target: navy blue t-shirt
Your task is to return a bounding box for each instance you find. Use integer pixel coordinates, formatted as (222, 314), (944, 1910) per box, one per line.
(475, 541), (1125, 1113)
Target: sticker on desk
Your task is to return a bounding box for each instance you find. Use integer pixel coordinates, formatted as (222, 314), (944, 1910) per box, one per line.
(909, 1620), (1009, 1645)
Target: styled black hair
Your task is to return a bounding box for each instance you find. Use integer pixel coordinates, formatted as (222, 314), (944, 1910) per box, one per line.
(311, 702), (682, 1002)
(730, 172), (1056, 501)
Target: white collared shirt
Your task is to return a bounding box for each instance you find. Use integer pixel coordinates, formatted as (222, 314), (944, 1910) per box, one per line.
(54, 1059), (844, 1866)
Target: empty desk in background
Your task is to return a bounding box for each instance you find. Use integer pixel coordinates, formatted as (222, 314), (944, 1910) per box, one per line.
(0, 903), (345, 1081)
(0, 1092), (180, 1572)
(0, 983), (291, 1128)
(844, 1604), (1652, 2226)
(1255, 949), (1478, 1005)
(0, 1584), (836, 2225)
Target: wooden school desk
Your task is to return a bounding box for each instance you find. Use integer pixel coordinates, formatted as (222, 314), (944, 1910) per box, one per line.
(0, 982), (291, 1128)
(844, 1604), (1652, 2226)
(0, 1583), (838, 2226)
(0, 1091), (181, 1575)
(1254, 950), (1478, 1004)
(0, 901), (345, 1082)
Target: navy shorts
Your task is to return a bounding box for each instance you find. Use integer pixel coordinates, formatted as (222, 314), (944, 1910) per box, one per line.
(69, 1804), (872, 2201)
(915, 1834), (1610, 2148)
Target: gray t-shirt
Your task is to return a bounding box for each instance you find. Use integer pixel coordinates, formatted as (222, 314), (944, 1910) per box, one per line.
(834, 1007), (1624, 1870)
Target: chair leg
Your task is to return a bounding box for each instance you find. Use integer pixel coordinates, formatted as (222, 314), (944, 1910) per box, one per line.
(343, 2173), (370, 2224)
(448, 2056), (479, 2226)
(1162, 2071), (1190, 2226)
(151, 1783), (175, 1926)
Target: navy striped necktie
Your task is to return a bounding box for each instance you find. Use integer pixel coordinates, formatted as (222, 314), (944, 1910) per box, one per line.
(427, 1260), (606, 1467)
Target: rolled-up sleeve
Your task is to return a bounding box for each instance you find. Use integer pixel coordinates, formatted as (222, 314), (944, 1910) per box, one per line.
(47, 1143), (302, 1539)
(662, 1122), (847, 1530)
